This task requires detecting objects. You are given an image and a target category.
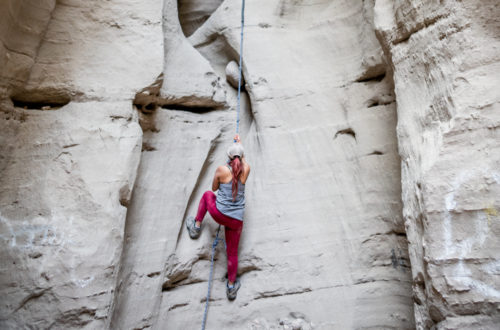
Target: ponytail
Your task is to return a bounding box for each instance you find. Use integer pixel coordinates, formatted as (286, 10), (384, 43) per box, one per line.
(229, 156), (242, 201)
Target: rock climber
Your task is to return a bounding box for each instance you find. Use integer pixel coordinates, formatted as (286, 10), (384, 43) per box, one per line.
(186, 134), (250, 300)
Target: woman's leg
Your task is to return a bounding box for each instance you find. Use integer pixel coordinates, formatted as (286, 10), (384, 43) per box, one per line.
(195, 190), (242, 230)
(198, 192), (243, 283)
(225, 225), (243, 283)
(207, 208), (243, 283)
(195, 191), (216, 223)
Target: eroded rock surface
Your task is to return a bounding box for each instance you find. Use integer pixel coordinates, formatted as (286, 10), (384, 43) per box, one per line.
(113, 0), (413, 329)
(1, 0), (498, 329)
(160, 0), (225, 108)
(0, 0), (162, 328)
(374, 0), (500, 328)
(0, 0), (56, 97)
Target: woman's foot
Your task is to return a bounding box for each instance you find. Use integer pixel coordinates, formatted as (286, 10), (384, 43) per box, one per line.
(186, 216), (201, 239)
(226, 279), (241, 300)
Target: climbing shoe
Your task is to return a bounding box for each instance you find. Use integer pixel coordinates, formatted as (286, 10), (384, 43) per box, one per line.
(186, 216), (201, 239)
(226, 279), (241, 300)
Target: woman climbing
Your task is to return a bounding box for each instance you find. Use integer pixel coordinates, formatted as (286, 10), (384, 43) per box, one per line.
(186, 134), (250, 300)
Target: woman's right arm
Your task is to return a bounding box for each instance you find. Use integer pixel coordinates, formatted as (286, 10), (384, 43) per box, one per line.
(241, 156), (251, 181)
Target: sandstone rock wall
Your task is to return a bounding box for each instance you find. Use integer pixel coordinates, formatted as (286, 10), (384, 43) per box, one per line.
(112, 0), (414, 329)
(0, 0), (162, 328)
(1, 0), (498, 329)
(0, 0), (56, 97)
(374, 0), (500, 328)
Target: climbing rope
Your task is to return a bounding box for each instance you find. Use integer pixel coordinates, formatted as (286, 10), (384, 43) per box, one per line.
(202, 2), (245, 329)
(236, 0), (245, 137)
(201, 225), (225, 330)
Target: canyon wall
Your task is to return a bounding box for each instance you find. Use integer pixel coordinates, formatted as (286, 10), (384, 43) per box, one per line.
(374, 0), (500, 328)
(0, 0), (162, 328)
(112, 0), (414, 329)
(0, 0), (55, 97)
(0, 0), (498, 329)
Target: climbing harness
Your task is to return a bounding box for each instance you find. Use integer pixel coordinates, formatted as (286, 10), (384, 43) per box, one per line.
(202, 2), (245, 329)
(201, 225), (226, 330)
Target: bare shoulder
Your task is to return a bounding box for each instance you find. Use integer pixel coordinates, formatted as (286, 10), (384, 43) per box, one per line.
(217, 164), (233, 184)
(217, 164), (230, 174)
(216, 165), (231, 180)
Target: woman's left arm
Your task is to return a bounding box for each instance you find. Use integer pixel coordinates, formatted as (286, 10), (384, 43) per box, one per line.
(212, 166), (222, 191)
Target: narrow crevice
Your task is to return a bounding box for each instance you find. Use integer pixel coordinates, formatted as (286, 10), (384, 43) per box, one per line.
(391, 248), (410, 270)
(1, 42), (36, 59)
(141, 142), (157, 152)
(162, 278), (204, 292)
(393, 14), (448, 45)
(168, 302), (189, 311)
(160, 104), (219, 113)
(63, 143), (79, 149)
(11, 98), (70, 110)
(110, 115), (132, 122)
(367, 100), (395, 108)
(132, 325), (152, 330)
(108, 103), (147, 327)
(254, 288), (312, 300)
(361, 230), (408, 244)
(54, 307), (98, 327)
(334, 128), (356, 140)
(147, 272), (161, 278)
(427, 257), (498, 266)
(200, 297), (223, 303)
(353, 277), (411, 286)
(13, 288), (50, 313)
(374, 6), (419, 326)
(237, 265), (261, 276)
(133, 73), (163, 114)
(356, 72), (386, 83)
(174, 130), (225, 250)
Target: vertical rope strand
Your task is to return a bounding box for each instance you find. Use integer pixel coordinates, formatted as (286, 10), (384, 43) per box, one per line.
(201, 226), (225, 330)
(202, 2), (245, 329)
(236, 0), (245, 137)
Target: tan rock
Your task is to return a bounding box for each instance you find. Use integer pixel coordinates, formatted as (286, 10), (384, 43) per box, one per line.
(0, 0), (56, 97)
(160, 0), (226, 109)
(3, 0), (498, 329)
(0, 102), (142, 329)
(374, 0), (500, 328)
(115, 0), (414, 329)
(0, 0), (163, 328)
(225, 60), (244, 89)
(14, 0), (163, 104)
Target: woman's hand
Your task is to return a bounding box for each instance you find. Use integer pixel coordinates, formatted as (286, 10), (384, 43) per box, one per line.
(234, 134), (240, 143)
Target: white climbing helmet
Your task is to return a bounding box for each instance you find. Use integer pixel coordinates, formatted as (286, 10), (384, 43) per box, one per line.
(227, 142), (244, 159)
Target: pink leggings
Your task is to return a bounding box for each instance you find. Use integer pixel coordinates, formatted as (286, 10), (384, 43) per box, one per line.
(195, 191), (243, 283)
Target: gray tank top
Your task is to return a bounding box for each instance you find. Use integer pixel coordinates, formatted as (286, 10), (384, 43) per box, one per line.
(216, 166), (245, 221)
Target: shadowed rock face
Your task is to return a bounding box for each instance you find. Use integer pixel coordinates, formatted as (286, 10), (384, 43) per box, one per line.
(0, 0), (162, 328)
(0, 0), (56, 97)
(0, 0), (497, 329)
(178, 0), (224, 37)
